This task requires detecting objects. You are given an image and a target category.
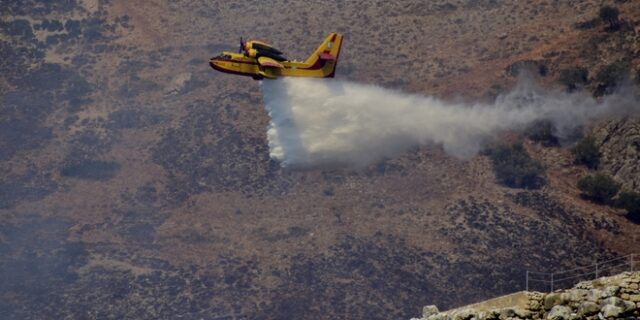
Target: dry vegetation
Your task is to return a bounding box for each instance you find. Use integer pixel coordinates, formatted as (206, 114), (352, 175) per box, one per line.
(1, 0), (639, 319)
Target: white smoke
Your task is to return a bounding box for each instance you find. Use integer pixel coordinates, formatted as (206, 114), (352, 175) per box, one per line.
(261, 77), (638, 169)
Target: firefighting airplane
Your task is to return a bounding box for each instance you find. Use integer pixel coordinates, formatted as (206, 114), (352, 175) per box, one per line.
(209, 33), (343, 80)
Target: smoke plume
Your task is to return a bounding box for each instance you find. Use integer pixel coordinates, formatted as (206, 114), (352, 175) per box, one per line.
(261, 77), (638, 169)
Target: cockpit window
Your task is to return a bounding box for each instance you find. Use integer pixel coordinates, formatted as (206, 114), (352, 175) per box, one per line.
(219, 53), (232, 59)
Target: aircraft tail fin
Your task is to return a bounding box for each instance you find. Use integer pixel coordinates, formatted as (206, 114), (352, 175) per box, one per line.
(304, 33), (343, 78)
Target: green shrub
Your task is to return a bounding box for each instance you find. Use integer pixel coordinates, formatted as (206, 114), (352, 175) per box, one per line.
(575, 18), (600, 30)
(599, 6), (620, 30)
(594, 61), (628, 96)
(627, 211), (640, 223)
(525, 119), (559, 146)
(577, 173), (620, 204)
(616, 191), (640, 223)
(572, 136), (600, 169)
(60, 160), (121, 180)
(616, 190), (640, 212)
(488, 143), (545, 189)
(558, 67), (589, 91)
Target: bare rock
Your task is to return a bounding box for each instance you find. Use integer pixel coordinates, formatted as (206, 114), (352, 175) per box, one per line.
(477, 310), (500, 320)
(423, 305), (440, 318)
(544, 293), (567, 310)
(574, 280), (594, 290)
(499, 307), (516, 318)
(165, 72), (192, 95)
(427, 314), (449, 320)
(528, 298), (542, 311)
(513, 308), (531, 318)
(586, 289), (602, 302)
(600, 296), (623, 308)
(527, 291), (545, 311)
(566, 289), (587, 302)
(600, 296), (636, 315)
(600, 286), (620, 298)
(600, 304), (623, 318)
(451, 309), (476, 320)
(593, 118), (640, 192)
(546, 305), (571, 320)
(577, 301), (600, 316)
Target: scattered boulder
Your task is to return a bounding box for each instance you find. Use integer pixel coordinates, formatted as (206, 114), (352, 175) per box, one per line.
(426, 314), (448, 320)
(513, 308), (531, 318)
(599, 296), (626, 310)
(585, 289), (602, 302)
(546, 305), (571, 320)
(573, 281), (593, 290)
(451, 309), (476, 320)
(527, 292), (545, 311)
(577, 301), (599, 316)
(600, 286), (620, 298)
(499, 307), (515, 318)
(566, 289), (587, 303)
(544, 293), (567, 310)
(423, 305), (439, 318)
(599, 304), (623, 318)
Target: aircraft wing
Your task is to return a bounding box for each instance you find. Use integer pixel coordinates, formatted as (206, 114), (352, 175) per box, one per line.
(257, 56), (284, 69)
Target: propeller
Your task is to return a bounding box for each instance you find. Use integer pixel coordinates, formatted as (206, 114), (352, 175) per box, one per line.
(239, 37), (245, 53)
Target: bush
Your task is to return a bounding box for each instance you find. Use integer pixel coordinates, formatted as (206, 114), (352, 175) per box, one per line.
(558, 67), (589, 92)
(525, 119), (559, 147)
(572, 136), (600, 169)
(575, 18), (600, 30)
(594, 61), (628, 96)
(61, 160), (121, 180)
(577, 173), (620, 204)
(616, 191), (640, 212)
(505, 60), (548, 77)
(488, 143), (545, 189)
(599, 6), (620, 30)
(615, 191), (640, 222)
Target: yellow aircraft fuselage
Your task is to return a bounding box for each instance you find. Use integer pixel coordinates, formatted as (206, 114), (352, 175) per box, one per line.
(209, 33), (343, 80)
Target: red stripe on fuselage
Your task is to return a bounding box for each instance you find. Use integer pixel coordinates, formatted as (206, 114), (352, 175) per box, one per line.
(214, 57), (259, 65)
(210, 60), (257, 78)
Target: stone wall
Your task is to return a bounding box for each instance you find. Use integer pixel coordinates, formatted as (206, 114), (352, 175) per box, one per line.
(412, 272), (640, 320)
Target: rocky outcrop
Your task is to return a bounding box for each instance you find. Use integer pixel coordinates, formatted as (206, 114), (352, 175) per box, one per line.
(412, 272), (640, 320)
(593, 118), (640, 192)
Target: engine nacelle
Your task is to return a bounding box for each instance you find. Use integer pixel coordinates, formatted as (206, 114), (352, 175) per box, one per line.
(247, 48), (258, 58)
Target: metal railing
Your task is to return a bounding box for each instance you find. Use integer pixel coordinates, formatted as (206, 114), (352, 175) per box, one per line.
(525, 253), (638, 292)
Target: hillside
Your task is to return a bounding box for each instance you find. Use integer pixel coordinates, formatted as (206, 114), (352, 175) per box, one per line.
(1, 1), (639, 319)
